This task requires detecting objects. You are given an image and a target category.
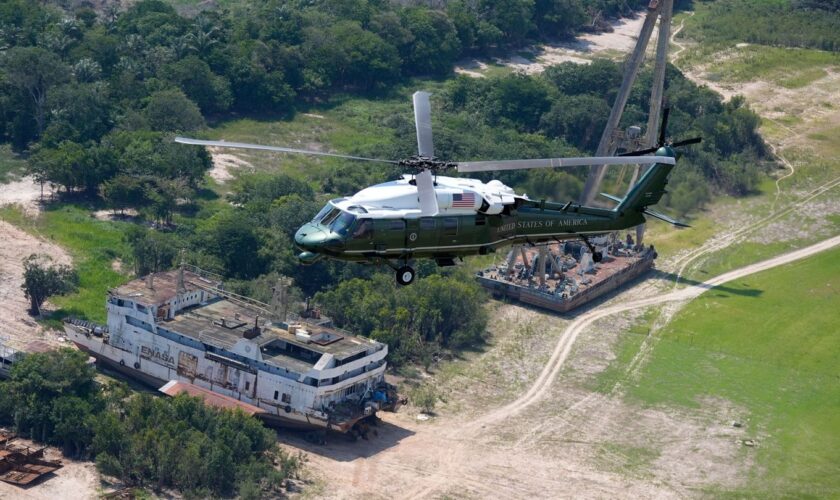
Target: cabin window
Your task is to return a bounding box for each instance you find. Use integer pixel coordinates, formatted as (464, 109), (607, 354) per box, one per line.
(420, 217), (436, 230)
(444, 218), (458, 235)
(388, 219), (405, 231)
(273, 390), (279, 400)
(281, 393), (291, 404)
(245, 381), (250, 391)
(330, 212), (356, 236)
(352, 219), (373, 239)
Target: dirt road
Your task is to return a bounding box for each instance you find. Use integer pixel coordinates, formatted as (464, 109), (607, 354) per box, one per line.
(297, 234), (840, 499)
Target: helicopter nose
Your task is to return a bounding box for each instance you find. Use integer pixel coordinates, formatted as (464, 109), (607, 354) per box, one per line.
(294, 224), (327, 251)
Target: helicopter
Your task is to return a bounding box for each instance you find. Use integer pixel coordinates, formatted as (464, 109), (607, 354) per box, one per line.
(176, 92), (699, 285)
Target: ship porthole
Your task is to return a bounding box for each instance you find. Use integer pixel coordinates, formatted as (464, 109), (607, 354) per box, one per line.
(134, 362), (140, 369)
(284, 405), (292, 413)
(119, 359), (125, 366)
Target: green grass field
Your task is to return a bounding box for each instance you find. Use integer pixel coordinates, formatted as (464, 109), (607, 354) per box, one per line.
(619, 247), (840, 496)
(0, 205), (132, 324)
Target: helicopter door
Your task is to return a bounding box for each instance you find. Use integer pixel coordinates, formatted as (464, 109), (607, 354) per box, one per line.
(406, 217), (437, 252)
(440, 217), (460, 248)
(373, 219), (405, 254)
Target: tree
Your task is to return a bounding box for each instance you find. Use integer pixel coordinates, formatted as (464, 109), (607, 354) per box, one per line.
(123, 225), (179, 275)
(302, 21), (401, 90)
(144, 89), (204, 132)
(1, 348), (99, 444)
(539, 94), (610, 151)
(27, 140), (97, 193)
(399, 8), (461, 76)
(1, 46), (70, 139)
(21, 254), (78, 315)
(162, 56), (232, 113)
(100, 175), (146, 214)
(199, 210), (267, 279)
(41, 82), (113, 146)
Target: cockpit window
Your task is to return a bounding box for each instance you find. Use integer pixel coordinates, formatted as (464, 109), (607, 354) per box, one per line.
(320, 208), (342, 226)
(330, 211), (356, 236)
(313, 204), (333, 223)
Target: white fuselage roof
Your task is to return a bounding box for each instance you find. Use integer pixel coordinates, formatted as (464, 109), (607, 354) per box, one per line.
(332, 175), (523, 219)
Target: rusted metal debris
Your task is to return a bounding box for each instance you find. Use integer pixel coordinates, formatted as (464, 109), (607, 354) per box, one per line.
(0, 432), (63, 486)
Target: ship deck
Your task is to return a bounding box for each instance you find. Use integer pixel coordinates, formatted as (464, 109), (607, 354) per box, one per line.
(163, 298), (378, 371)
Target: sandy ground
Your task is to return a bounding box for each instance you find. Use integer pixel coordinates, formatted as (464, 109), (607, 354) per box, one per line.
(0, 442), (102, 500)
(293, 235), (840, 499)
(208, 146), (255, 183)
(0, 176), (47, 217)
(298, 14), (840, 499)
(456, 12), (650, 76)
(0, 177), (101, 498)
(0, 221), (71, 351)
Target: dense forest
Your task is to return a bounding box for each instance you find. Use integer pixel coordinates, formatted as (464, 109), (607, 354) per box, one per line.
(0, 348), (302, 498)
(0, 0), (768, 366)
(684, 0), (840, 51)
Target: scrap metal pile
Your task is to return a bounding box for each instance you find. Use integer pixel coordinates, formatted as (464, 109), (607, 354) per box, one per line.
(0, 430), (63, 487)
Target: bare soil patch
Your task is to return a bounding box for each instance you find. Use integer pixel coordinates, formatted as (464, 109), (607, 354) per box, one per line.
(454, 13), (648, 77)
(207, 146), (255, 184)
(0, 177), (47, 217)
(0, 221), (71, 351)
(0, 440), (104, 500)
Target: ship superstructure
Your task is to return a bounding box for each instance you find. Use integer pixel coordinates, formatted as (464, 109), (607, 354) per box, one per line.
(64, 269), (400, 432)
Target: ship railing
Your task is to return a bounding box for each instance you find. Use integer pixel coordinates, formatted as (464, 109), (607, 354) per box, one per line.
(185, 277), (277, 319)
(63, 317), (109, 335)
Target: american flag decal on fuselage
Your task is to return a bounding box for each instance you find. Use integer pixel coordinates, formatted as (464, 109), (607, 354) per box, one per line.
(452, 192), (475, 208)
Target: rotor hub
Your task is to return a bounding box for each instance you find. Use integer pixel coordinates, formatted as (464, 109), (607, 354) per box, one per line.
(399, 156), (456, 174)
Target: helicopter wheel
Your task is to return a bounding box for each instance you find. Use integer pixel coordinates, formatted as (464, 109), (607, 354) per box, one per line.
(593, 252), (603, 263)
(395, 266), (415, 286)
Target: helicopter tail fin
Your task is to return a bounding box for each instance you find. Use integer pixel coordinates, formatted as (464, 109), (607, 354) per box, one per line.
(615, 155), (675, 214)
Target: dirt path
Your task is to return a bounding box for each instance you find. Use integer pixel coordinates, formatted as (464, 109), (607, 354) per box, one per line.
(670, 13), (693, 61)
(0, 221), (71, 351)
(468, 234), (840, 432)
(301, 233), (840, 499)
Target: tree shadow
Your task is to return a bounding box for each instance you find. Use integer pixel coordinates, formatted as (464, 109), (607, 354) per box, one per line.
(648, 269), (763, 298)
(280, 418), (415, 461)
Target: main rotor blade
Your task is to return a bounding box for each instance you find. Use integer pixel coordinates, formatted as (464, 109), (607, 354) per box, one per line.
(416, 168), (439, 216)
(671, 137), (702, 147)
(456, 155), (675, 173)
(619, 147), (658, 157)
(412, 91), (434, 158)
(174, 137), (398, 164)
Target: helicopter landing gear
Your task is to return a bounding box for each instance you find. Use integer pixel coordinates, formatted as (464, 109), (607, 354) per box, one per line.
(580, 235), (603, 263)
(377, 257), (416, 285)
(396, 266), (415, 286)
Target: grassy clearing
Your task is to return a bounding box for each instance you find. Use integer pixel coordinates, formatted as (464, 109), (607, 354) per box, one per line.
(0, 145), (27, 183)
(625, 247), (840, 496)
(0, 205), (132, 324)
(646, 216), (717, 260)
(703, 45), (840, 88)
(589, 308), (656, 395)
(204, 85), (442, 187)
